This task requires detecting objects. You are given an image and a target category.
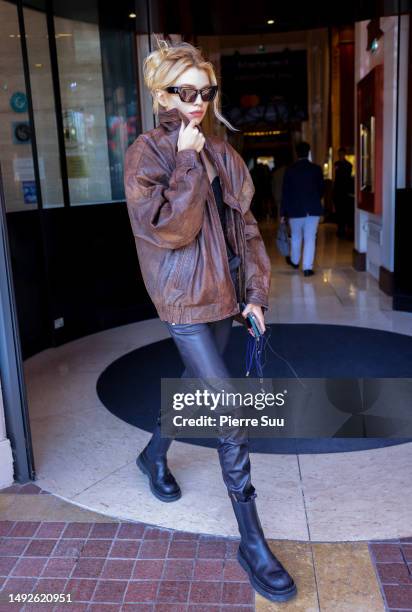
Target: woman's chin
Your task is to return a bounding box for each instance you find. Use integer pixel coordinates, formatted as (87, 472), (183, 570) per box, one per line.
(187, 115), (203, 125)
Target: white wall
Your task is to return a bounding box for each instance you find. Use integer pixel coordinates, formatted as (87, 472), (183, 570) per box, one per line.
(0, 378), (14, 488)
(354, 16), (409, 279)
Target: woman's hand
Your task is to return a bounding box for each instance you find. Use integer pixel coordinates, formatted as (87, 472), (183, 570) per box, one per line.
(241, 303), (266, 337)
(177, 119), (205, 153)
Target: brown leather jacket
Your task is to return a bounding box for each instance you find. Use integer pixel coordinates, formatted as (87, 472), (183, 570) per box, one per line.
(123, 106), (271, 325)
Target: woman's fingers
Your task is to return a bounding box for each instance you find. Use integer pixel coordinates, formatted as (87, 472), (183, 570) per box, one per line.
(242, 303), (266, 335)
(195, 134), (205, 153)
(178, 119), (205, 152)
(254, 311), (266, 334)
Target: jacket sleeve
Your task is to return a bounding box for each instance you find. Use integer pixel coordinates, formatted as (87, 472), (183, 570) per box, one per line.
(123, 135), (210, 249)
(225, 142), (271, 311)
(243, 207), (271, 311)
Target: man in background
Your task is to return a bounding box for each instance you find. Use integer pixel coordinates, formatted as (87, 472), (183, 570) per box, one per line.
(280, 141), (324, 277)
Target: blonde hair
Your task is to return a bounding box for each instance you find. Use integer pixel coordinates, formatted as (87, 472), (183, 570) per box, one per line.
(143, 37), (239, 132)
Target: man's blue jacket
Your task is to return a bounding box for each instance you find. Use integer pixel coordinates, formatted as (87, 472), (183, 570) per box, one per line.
(280, 158), (325, 218)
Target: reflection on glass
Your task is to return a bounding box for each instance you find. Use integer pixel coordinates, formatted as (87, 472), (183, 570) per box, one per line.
(2, 0), (139, 208)
(55, 8), (112, 205)
(360, 116), (375, 193)
(54, 1), (138, 205)
(63, 109), (92, 179)
(0, 0), (37, 212)
(24, 5), (64, 208)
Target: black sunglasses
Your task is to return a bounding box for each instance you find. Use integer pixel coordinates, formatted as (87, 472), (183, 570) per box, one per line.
(165, 85), (218, 103)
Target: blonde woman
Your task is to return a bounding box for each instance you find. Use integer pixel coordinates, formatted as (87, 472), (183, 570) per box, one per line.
(124, 39), (297, 603)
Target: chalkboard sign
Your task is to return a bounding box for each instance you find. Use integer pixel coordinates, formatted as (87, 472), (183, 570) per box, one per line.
(221, 50), (308, 128)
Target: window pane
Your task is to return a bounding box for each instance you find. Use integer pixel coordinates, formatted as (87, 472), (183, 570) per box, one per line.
(0, 0), (37, 212)
(55, 5), (111, 205)
(99, 22), (140, 200)
(54, 1), (138, 205)
(24, 4), (64, 208)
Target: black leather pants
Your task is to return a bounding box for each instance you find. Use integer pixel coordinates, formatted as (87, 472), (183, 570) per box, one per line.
(165, 316), (256, 502)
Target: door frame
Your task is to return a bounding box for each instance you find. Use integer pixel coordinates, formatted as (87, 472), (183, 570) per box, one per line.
(0, 164), (35, 483)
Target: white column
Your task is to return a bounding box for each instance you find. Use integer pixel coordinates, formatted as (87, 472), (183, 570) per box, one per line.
(354, 16), (409, 278)
(354, 22), (368, 257)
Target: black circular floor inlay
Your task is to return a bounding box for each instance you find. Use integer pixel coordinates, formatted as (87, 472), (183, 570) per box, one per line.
(96, 324), (412, 454)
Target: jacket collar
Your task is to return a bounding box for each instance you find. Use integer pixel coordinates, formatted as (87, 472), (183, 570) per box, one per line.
(157, 107), (244, 214)
(158, 106), (190, 131)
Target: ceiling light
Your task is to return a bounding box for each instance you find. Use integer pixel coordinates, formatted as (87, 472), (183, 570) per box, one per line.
(267, 19), (275, 25)
(129, 13), (137, 18)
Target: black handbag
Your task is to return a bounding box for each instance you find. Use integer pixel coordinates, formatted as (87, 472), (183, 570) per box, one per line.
(276, 221), (290, 257)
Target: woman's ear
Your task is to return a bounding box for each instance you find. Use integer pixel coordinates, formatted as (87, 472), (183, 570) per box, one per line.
(155, 89), (167, 109)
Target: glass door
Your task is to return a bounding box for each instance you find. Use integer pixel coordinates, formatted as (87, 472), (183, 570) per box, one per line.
(0, 0), (38, 482)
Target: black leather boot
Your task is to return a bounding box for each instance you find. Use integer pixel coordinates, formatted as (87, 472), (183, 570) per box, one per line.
(216, 425), (296, 601)
(230, 492), (297, 602)
(136, 416), (181, 503)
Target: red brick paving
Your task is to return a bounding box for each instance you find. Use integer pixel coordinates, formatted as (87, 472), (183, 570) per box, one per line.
(4, 483), (409, 610)
(369, 539), (412, 611)
(0, 518), (254, 610)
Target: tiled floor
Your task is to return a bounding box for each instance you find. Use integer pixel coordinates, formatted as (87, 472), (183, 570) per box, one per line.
(369, 540), (412, 611)
(1, 484), (406, 611)
(0, 523), (252, 610)
(3, 221), (412, 610)
(20, 221), (412, 542)
(0, 486), (253, 611)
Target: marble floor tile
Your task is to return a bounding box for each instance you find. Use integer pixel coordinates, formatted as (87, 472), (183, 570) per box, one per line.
(71, 444), (308, 540)
(30, 405), (150, 499)
(255, 541), (318, 611)
(21, 220), (412, 543)
(257, 537), (385, 611)
(24, 320), (170, 376)
(299, 444), (412, 541)
(312, 542), (385, 612)
(25, 370), (105, 419)
(0, 493), (115, 522)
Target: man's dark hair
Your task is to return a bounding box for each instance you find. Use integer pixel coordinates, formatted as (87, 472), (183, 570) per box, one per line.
(295, 141), (310, 158)
(338, 146), (346, 154)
